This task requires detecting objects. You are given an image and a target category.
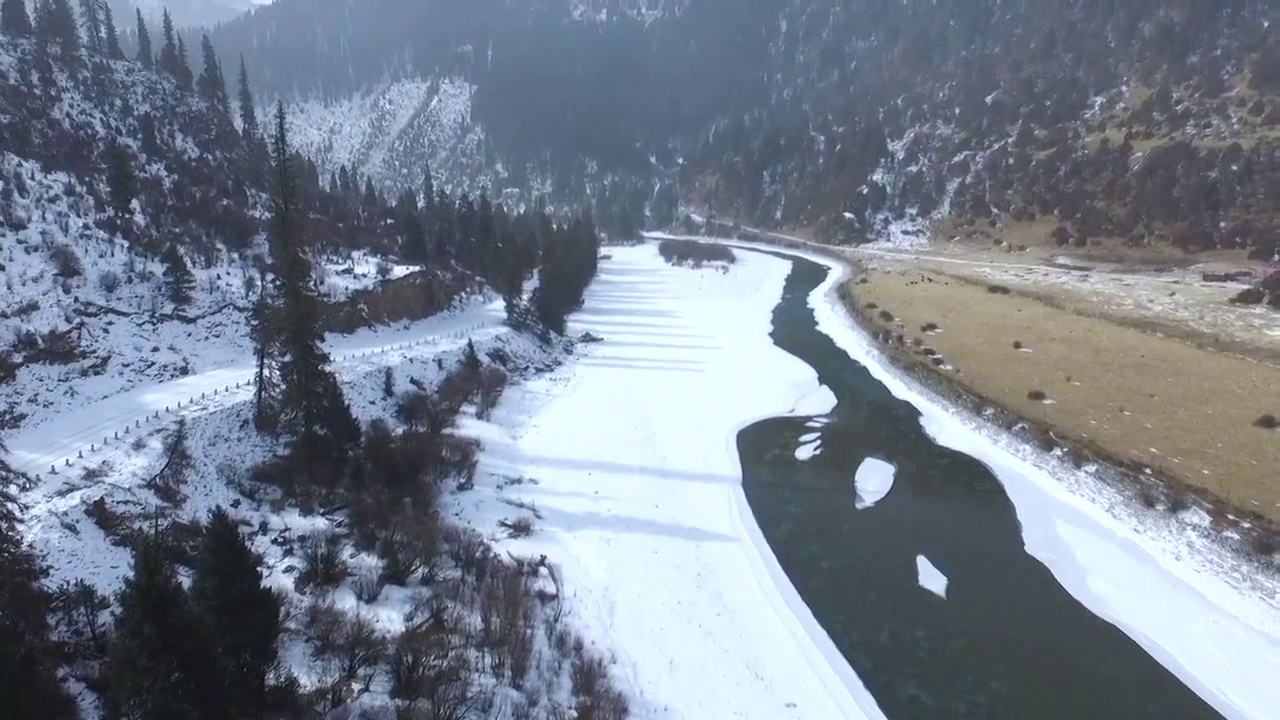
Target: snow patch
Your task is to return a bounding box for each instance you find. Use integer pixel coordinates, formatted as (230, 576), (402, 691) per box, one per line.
(795, 441), (822, 461)
(916, 555), (949, 599)
(853, 458), (895, 510)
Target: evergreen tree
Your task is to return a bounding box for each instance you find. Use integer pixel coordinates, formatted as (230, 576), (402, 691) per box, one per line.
(1, 0), (32, 37)
(157, 8), (177, 76)
(396, 189), (429, 264)
(250, 275), (281, 432)
(268, 103), (359, 458)
(161, 242), (195, 308)
(134, 8), (151, 68)
(237, 55), (257, 137)
(105, 138), (136, 221)
(433, 188), (454, 260)
(78, 0), (103, 55)
(362, 176), (379, 211)
(36, 0), (77, 56)
(421, 165), (435, 212)
(190, 508), (281, 719)
(103, 2), (122, 60)
(107, 531), (225, 720)
(175, 32), (193, 89)
(0, 441), (79, 720)
(197, 34), (228, 111)
(138, 112), (160, 158)
(476, 190), (496, 282)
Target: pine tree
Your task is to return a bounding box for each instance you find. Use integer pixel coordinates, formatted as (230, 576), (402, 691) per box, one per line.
(421, 165), (435, 211)
(190, 508), (281, 718)
(268, 103), (359, 459)
(175, 32), (193, 89)
(138, 112), (160, 158)
(362, 176), (380, 210)
(158, 8), (178, 76)
(250, 274), (281, 432)
(161, 242), (195, 308)
(237, 55), (257, 137)
(103, 2), (122, 60)
(0, 441), (79, 720)
(134, 8), (151, 68)
(1, 0), (32, 36)
(433, 187), (454, 260)
(106, 138), (136, 220)
(107, 531), (226, 720)
(197, 34), (228, 110)
(36, 0), (77, 56)
(476, 191), (497, 281)
(78, 0), (103, 55)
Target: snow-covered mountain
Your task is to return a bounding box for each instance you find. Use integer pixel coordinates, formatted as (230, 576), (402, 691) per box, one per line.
(288, 77), (490, 197)
(111, 0), (265, 28)
(217, 0), (1278, 257)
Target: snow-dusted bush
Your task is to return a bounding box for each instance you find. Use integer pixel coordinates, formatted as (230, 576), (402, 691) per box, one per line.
(97, 270), (121, 296)
(50, 245), (83, 278)
(297, 534), (351, 592)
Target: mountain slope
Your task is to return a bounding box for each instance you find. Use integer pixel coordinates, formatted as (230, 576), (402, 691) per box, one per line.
(219, 0), (1278, 257)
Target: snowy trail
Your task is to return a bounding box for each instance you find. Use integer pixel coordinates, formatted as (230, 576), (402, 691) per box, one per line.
(469, 247), (884, 719)
(9, 295), (507, 525)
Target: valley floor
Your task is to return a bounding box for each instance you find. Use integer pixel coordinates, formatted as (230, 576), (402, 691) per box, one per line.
(458, 246), (882, 719)
(13, 239), (1280, 718)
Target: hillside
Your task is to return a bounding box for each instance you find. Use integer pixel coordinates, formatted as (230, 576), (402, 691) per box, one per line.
(216, 1), (1277, 261)
(1, 10), (612, 717)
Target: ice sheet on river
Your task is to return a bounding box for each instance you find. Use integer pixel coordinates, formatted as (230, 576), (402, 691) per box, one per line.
(854, 458), (896, 510)
(466, 245), (884, 719)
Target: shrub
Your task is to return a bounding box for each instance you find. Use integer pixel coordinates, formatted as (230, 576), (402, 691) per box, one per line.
(1027, 390), (1048, 402)
(500, 516), (536, 539)
(1013, 341), (1024, 350)
(98, 270), (121, 296)
(296, 534), (350, 592)
(8, 299), (40, 318)
(51, 244), (83, 278)
(396, 390), (454, 433)
(571, 651), (630, 720)
(921, 322), (940, 333)
(476, 366), (509, 420)
(657, 238), (736, 267)
(1254, 414), (1278, 430)
(988, 284), (1013, 295)
(0, 351), (18, 385)
(352, 569), (385, 604)
(382, 367), (395, 399)
(877, 310), (895, 323)
(479, 561), (536, 688)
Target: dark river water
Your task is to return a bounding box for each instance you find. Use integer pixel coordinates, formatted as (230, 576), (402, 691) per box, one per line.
(737, 253), (1221, 720)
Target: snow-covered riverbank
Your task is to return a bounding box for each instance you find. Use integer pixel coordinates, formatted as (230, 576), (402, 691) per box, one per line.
(731, 239), (1280, 720)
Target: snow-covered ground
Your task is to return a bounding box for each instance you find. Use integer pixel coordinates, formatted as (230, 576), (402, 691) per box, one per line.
(455, 245), (885, 719)
(12, 232), (1278, 718)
